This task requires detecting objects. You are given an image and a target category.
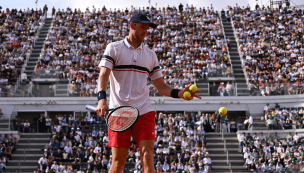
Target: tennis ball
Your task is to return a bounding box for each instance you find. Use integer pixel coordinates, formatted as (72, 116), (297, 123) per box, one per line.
(219, 107), (227, 116)
(189, 85), (197, 92)
(183, 91), (192, 99)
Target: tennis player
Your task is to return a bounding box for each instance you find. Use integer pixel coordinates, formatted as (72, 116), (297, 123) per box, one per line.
(96, 13), (201, 173)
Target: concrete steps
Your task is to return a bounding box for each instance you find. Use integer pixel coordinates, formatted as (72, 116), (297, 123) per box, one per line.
(196, 79), (209, 96)
(23, 18), (53, 80)
(251, 113), (267, 129)
(222, 17), (249, 96)
(205, 131), (246, 171)
(212, 165), (246, 170)
(5, 133), (50, 172)
(0, 118), (14, 130)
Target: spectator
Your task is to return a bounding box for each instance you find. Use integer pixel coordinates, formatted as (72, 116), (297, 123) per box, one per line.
(230, 118), (237, 132)
(20, 80), (26, 97)
(243, 117), (250, 130)
(218, 82), (225, 96)
(52, 6), (55, 17)
(39, 114), (46, 132)
(43, 4), (48, 17)
(38, 155), (47, 164)
(225, 81), (233, 96)
(221, 115), (230, 133)
(23, 119), (30, 132)
(37, 161), (46, 172)
(210, 82), (218, 96)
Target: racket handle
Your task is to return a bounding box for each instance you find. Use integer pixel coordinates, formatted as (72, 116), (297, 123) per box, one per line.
(86, 104), (96, 111)
(86, 105), (110, 118)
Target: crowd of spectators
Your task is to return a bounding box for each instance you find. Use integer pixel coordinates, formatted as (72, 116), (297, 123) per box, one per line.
(239, 131), (304, 172)
(30, 108), (250, 173)
(29, 110), (245, 173)
(0, 133), (19, 172)
(263, 103), (304, 130)
(32, 4), (230, 97)
(0, 8), (46, 97)
(230, 4), (304, 96)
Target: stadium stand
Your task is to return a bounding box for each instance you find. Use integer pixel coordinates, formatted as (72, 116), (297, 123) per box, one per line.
(4, 2), (304, 173)
(0, 8), (46, 97)
(17, 109), (250, 173)
(261, 102), (304, 130)
(239, 131), (304, 172)
(28, 111), (216, 173)
(0, 7), (54, 97)
(231, 5), (304, 96)
(0, 132), (19, 172)
(25, 4), (232, 97)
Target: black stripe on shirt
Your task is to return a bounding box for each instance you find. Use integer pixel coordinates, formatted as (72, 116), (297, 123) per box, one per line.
(150, 66), (160, 75)
(102, 55), (115, 65)
(114, 65), (151, 74)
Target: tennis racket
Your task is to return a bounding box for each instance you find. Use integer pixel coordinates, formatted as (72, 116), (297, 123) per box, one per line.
(86, 104), (139, 132)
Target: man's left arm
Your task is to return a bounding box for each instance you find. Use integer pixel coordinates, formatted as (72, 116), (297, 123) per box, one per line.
(152, 77), (201, 100)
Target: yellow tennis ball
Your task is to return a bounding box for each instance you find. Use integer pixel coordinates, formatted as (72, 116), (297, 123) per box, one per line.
(219, 107), (227, 116)
(183, 91), (191, 99)
(189, 85), (197, 92)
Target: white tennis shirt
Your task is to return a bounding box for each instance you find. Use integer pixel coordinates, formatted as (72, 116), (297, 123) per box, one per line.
(99, 38), (163, 115)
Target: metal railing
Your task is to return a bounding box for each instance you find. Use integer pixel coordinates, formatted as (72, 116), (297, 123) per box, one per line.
(227, 150), (229, 164)
(17, 131), (35, 173)
(207, 65), (235, 78)
(224, 139), (226, 151)
(3, 81), (304, 97)
(8, 116), (10, 131)
(221, 124), (232, 170)
(235, 83), (238, 96)
(221, 124), (224, 141)
(234, 82), (304, 97)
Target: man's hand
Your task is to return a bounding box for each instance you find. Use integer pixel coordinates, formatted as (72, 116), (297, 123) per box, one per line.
(178, 83), (202, 101)
(96, 99), (108, 118)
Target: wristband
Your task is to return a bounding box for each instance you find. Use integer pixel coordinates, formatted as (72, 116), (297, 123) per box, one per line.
(97, 90), (107, 101)
(170, 89), (180, 98)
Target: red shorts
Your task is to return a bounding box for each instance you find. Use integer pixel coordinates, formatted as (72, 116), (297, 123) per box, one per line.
(108, 111), (156, 148)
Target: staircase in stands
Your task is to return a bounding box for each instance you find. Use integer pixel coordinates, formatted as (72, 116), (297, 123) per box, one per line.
(221, 18), (249, 96)
(251, 113), (268, 130)
(24, 18), (53, 79)
(196, 78), (210, 96)
(15, 18), (53, 97)
(206, 133), (247, 173)
(54, 80), (70, 97)
(0, 119), (13, 131)
(5, 133), (50, 173)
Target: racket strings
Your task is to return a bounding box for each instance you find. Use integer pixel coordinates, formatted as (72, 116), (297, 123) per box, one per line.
(107, 107), (138, 131)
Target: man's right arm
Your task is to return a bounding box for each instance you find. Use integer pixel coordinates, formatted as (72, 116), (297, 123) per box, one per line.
(95, 67), (111, 118)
